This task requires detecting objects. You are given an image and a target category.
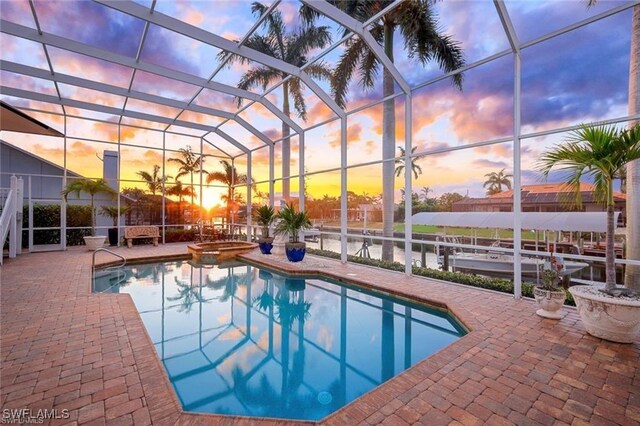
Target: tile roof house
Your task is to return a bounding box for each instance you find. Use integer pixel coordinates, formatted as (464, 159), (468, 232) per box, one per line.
(452, 183), (626, 224)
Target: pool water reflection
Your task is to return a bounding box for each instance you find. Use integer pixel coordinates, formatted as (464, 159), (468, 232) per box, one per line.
(93, 260), (466, 421)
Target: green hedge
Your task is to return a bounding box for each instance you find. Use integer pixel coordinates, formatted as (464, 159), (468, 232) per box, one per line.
(306, 248), (575, 306)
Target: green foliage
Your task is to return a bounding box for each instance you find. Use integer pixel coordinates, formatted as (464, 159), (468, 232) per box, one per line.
(164, 228), (197, 243)
(255, 205), (276, 227)
(273, 203), (311, 243)
(99, 205), (131, 226)
(15, 204), (92, 247)
(306, 248), (576, 306)
(61, 178), (116, 235)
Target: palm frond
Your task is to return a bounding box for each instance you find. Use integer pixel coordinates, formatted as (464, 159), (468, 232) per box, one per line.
(331, 36), (369, 108)
(288, 77), (307, 120)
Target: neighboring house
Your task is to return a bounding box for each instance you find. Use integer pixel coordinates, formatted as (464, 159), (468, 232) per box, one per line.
(1, 139), (122, 234)
(452, 183), (626, 224)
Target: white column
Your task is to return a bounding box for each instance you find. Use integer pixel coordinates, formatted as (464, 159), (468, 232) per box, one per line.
(200, 137), (204, 226)
(299, 132), (305, 212)
(269, 144), (275, 207)
(16, 177), (23, 254)
(117, 124), (122, 245)
(513, 51), (523, 298)
(247, 152), (252, 242)
(162, 132), (166, 244)
(9, 175), (17, 258)
(404, 94), (413, 275)
(340, 117), (347, 263)
(62, 115), (67, 250)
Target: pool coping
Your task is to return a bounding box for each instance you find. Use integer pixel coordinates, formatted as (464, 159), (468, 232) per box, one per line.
(92, 248), (497, 425)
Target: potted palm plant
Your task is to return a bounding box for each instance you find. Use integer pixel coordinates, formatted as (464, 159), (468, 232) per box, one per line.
(62, 178), (117, 250)
(99, 206), (131, 246)
(274, 203), (312, 262)
(255, 205), (276, 254)
(538, 123), (640, 342)
(534, 254), (566, 319)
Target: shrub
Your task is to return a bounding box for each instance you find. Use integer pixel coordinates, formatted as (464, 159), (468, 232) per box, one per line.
(306, 248), (576, 306)
(164, 228), (197, 243)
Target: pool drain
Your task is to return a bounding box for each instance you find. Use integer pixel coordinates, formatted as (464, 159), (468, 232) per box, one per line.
(317, 391), (333, 405)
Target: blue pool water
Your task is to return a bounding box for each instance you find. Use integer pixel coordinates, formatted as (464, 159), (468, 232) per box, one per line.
(93, 259), (466, 421)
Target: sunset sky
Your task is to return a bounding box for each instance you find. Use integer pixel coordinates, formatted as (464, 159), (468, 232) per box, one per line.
(0, 0), (632, 209)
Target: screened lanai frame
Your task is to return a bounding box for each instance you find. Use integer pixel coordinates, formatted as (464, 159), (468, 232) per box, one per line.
(1, 0), (639, 298)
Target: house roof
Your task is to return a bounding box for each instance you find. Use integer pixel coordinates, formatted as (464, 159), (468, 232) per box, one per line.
(455, 183), (626, 206)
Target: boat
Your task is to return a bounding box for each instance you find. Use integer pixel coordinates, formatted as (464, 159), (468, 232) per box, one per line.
(441, 252), (588, 278)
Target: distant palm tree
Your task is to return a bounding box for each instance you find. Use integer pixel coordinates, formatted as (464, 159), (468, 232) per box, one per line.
(166, 181), (196, 224)
(207, 160), (248, 226)
(62, 178), (116, 235)
(394, 146), (424, 180)
(330, 0), (465, 261)
(537, 123), (640, 291)
(168, 146), (205, 222)
(222, 1), (332, 201)
(137, 165), (171, 196)
(137, 165), (171, 223)
(483, 169), (513, 195)
(421, 186), (432, 201)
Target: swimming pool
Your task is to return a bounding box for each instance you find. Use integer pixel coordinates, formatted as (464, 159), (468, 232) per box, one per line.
(93, 259), (466, 421)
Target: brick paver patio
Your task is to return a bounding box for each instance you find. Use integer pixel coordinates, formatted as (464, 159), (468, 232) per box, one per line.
(1, 243), (638, 425)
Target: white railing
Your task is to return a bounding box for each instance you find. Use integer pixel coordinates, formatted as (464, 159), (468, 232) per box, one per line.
(0, 176), (24, 265)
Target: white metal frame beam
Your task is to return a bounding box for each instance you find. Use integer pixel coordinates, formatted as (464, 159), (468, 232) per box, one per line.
(495, 0), (522, 298)
(299, 0), (410, 95)
(0, 60), (272, 147)
(1, 86), (247, 154)
(0, 20), (299, 137)
(95, 0), (344, 119)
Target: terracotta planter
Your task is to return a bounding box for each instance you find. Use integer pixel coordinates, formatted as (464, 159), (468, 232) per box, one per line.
(84, 235), (106, 251)
(569, 286), (640, 343)
(533, 287), (566, 319)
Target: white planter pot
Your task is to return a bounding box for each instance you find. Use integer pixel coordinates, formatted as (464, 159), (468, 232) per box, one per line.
(84, 236), (106, 251)
(569, 286), (640, 343)
(533, 287), (566, 319)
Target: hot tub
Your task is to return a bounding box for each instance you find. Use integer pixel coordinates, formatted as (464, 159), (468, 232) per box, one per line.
(187, 241), (258, 264)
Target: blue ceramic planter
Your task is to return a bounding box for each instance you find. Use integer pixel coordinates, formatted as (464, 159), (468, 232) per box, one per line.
(285, 244), (306, 262)
(258, 239), (273, 254)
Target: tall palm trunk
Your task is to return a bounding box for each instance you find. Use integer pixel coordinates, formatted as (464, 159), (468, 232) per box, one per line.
(282, 81), (291, 202)
(606, 188), (616, 289)
(625, 6), (640, 289)
(381, 22), (396, 261)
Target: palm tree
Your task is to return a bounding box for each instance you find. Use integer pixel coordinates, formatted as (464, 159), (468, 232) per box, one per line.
(421, 186), (432, 202)
(483, 168), (513, 195)
(587, 0), (640, 288)
(62, 178), (116, 235)
(330, 0), (465, 261)
(394, 146), (424, 180)
(168, 146), (205, 222)
(207, 160), (248, 226)
(537, 123), (640, 291)
(222, 2), (332, 201)
(137, 165), (171, 224)
(137, 164), (171, 196)
(166, 181), (196, 224)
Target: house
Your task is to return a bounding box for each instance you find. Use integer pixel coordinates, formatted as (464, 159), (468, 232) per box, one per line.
(452, 183), (626, 224)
